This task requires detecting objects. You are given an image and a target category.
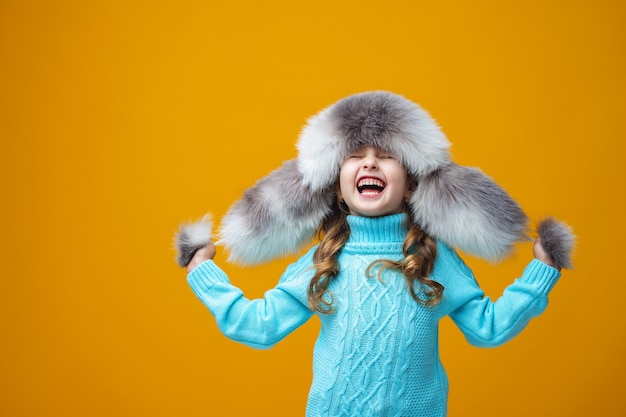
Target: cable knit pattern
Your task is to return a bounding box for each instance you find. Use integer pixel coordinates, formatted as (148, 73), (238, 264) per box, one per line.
(187, 214), (561, 417)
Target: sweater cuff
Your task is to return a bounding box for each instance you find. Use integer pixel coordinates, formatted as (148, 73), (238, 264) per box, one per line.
(521, 259), (561, 294)
(187, 260), (230, 294)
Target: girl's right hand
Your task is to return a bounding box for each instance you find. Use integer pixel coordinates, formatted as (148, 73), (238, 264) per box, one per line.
(186, 242), (216, 274)
(532, 237), (560, 271)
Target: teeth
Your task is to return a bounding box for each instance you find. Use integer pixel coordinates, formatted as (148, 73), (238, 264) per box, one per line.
(357, 178), (385, 188)
(357, 178), (385, 194)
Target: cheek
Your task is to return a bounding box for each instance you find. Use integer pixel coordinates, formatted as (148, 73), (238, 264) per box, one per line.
(337, 175), (350, 198)
(337, 164), (356, 193)
(388, 167), (410, 198)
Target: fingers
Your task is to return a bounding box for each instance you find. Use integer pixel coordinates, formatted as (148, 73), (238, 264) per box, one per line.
(533, 238), (561, 271)
(186, 242), (217, 274)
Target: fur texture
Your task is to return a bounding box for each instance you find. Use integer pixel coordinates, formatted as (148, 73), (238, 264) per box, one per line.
(175, 215), (213, 267)
(411, 163), (528, 261)
(537, 218), (575, 269)
(297, 91), (450, 191)
(186, 91), (535, 265)
(218, 159), (334, 264)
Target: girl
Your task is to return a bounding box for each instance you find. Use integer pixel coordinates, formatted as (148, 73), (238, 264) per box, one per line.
(177, 91), (574, 417)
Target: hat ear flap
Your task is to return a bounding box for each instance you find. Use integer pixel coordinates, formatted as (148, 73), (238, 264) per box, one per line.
(410, 163), (528, 261)
(218, 159), (333, 265)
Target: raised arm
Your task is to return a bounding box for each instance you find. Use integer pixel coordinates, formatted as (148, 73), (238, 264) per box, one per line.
(435, 241), (562, 348)
(449, 259), (560, 347)
(186, 247), (315, 350)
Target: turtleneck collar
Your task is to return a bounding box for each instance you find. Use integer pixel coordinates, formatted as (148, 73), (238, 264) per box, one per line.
(344, 214), (408, 252)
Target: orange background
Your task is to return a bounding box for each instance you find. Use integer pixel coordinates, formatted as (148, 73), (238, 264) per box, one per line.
(1, 1), (624, 416)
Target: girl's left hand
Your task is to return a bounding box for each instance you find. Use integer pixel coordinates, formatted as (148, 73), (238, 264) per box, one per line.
(533, 238), (560, 271)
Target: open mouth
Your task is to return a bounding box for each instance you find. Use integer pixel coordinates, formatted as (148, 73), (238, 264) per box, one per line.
(357, 177), (386, 194)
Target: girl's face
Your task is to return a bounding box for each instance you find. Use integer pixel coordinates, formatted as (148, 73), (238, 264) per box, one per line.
(337, 146), (410, 217)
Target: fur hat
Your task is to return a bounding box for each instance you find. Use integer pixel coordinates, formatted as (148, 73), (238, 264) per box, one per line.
(176, 91), (574, 268)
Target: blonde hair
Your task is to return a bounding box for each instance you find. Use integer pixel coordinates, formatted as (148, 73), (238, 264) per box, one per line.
(307, 199), (443, 313)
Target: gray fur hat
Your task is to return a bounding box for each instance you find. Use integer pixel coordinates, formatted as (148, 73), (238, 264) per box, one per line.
(176, 91), (574, 268)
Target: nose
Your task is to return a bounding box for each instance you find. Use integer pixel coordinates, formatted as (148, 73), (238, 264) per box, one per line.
(362, 153), (378, 170)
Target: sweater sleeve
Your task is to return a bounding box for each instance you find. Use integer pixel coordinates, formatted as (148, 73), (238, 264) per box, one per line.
(436, 244), (561, 348)
(186, 252), (315, 350)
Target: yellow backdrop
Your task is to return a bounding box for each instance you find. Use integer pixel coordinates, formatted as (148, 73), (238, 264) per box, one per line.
(1, 1), (624, 416)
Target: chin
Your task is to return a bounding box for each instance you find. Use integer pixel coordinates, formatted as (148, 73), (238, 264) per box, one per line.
(351, 205), (403, 218)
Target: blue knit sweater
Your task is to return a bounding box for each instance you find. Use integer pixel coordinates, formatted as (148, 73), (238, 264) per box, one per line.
(187, 214), (560, 417)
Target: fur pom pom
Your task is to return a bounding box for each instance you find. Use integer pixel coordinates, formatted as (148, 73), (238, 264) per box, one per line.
(174, 214), (213, 267)
(537, 218), (575, 269)
(411, 163), (528, 261)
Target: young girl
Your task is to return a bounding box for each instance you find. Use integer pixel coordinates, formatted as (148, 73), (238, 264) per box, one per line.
(177, 91), (574, 417)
